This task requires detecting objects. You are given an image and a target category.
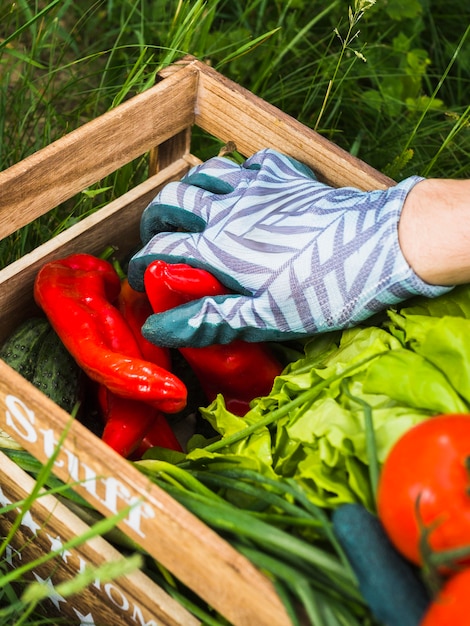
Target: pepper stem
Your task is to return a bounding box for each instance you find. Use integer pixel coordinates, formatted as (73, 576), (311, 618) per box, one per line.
(99, 245), (118, 262)
(111, 258), (127, 281)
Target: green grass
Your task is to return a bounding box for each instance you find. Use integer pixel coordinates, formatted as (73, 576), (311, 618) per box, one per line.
(1, 0), (470, 621)
(1, 0), (470, 268)
(0, 415), (142, 625)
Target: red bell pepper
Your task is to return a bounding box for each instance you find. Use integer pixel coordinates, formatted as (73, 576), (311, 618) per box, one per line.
(98, 385), (181, 458)
(98, 263), (177, 458)
(143, 260), (283, 416)
(131, 412), (183, 459)
(114, 262), (172, 370)
(34, 253), (187, 414)
(97, 385), (155, 457)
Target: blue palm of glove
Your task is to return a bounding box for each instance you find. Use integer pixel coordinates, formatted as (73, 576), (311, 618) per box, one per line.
(128, 149), (449, 348)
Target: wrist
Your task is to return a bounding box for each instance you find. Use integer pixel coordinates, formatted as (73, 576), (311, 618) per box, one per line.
(398, 178), (470, 286)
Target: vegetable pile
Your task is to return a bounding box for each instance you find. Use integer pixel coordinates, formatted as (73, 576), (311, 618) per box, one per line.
(178, 282), (470, 624)
(14, 252), (282, 460)
(187, 285), (470, 510)
(3, 251), (470, 624)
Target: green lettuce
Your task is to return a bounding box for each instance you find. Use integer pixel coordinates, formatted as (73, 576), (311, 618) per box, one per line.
(186, 286), (470, 511)
(388, 283), (470, 405)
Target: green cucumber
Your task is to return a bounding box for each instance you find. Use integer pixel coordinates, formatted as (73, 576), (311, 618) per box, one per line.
(1, 317), (83, 414)
(32, 328), (83, 413)
(0, 317), (51, 379)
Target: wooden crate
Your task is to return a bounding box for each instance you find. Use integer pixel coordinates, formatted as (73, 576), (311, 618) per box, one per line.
(0, 56), (393, 626)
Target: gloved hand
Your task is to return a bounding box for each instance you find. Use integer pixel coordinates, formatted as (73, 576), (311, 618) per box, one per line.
(128, 149), (450, 348)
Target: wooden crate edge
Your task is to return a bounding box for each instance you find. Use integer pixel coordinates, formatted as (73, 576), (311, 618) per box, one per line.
(0, 450), (199, 626)
(0, 362), (292, 626)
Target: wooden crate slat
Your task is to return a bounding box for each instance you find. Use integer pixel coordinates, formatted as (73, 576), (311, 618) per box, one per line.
(194, 59), (393, 190)
(149, 127), (193, 175)
(0, 451), (198, 626)
(0, 364), (292, 626)
(0, 64), (198, 240)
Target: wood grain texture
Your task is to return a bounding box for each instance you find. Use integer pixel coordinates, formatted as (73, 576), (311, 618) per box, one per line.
(0, 450), (198, 626)
(191, 58), (394, 190)
(0, 64), (198, 240)
(149, 127), (193, 175)
(0, 365), (292, 626)
(0, 158), (194, 342)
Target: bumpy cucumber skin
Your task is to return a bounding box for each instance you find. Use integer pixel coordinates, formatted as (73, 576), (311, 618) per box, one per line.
(0, 317), (51, 379)
(1, 317), (83, 413)
(32, 328), (83, 413)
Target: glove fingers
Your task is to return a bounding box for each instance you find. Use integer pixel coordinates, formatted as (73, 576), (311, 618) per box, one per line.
(244, 148), (318, 181)
(129, 228), (252, 294)
(141, 294), (302, 348)
(140, 204), (204, 245)
(182, 156), (244, 193)
(128, 232), (200, 291)
(140, 149), (320, 246)
(141, 297), (235, 347)
(140, 181), (217, 244)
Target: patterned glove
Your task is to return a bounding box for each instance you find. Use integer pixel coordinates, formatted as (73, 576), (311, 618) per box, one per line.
(128, 149), (450, 348)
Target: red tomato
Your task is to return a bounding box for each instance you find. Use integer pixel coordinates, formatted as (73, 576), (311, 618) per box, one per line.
(377, 414), (470, 567)
(420, 568), (470, 625)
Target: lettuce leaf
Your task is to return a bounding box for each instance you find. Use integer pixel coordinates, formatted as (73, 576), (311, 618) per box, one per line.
(363, 349), (468, 414)
(387, 283), (470, 405)
(187, 287), (470, 511)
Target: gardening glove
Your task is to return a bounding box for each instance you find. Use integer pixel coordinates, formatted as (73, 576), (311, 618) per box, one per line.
(128, 148), (451, 348)
(332, 503), (430, 626)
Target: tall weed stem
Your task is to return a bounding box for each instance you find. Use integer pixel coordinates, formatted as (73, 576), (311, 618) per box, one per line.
(314, 0), (376, 131)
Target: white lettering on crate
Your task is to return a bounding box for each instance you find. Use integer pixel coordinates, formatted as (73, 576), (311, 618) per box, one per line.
(4, 394), (155, 537)
(4, 394), (36, 441)
(73, 608), (97, 625)
(4, 544), (22, 567)
(2, 487), (161, 626)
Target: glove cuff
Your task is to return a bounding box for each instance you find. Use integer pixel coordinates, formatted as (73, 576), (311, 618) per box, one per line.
(348, 175), (453, 325)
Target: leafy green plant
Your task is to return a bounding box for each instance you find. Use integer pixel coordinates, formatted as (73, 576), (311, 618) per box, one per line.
(1, 0), (469, 270)
(1, 3), (469, 621)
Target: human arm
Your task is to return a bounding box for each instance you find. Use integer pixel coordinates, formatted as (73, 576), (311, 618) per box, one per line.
(399, 178), (470, 286)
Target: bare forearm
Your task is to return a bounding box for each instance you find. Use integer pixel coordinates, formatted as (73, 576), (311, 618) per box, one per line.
(398, 178), (470, 286)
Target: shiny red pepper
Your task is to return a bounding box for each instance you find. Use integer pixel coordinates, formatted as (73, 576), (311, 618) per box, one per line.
(98, 265), (178, 458)
(143, 260), (283, 416)
(114, 262), (172, 370)
(98, 385), (181, 458)
(97, 385), (155, 457)
(34, 253), (187, 414)
(131, 412), (183, 459)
